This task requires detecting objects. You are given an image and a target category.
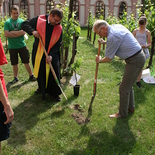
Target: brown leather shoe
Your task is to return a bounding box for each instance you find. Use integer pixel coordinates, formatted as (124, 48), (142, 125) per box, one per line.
(128, 108), (134, 113)
(109, 113), (121, 118)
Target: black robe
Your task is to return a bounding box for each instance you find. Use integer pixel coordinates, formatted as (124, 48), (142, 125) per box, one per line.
(21, 15), (62, 99)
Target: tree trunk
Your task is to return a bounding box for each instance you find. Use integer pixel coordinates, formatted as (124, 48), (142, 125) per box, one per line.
(63, 0), (73, 70)
(63, 47), (69, 70)
(87, 26), (90, 40)
(68, 34), (79, 66)
(60, 42), (64, 69)
(89, 27), (92, 41)
(93, 32), (96, 45)
(141, 0), (145, 14)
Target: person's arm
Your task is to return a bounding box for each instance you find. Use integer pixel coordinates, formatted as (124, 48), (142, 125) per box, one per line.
(4, 30), (25, 38)
(98, 38), (107, 45)
(21, 16), (39, 36)
(132, 29), (137, 37)
(96, 55), (111, 63)
(142, 30), (151, 48)
(0, 80), (14, 124)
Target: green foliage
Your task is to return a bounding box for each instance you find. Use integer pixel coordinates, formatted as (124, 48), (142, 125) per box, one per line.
(61, 3), (81, 48)
(144, 1), (155, 35)
(1, 29), (155, 154)
(96, 7), (104, 19)
(87, 11), (96, 28)
(19, 9), (28, 20)
(106, 12), (119, 25)
(64, 57), (83, 77)
(0, 15), (9, 39)
(71, 57), (83, 72)
(119, 12), (137, 32)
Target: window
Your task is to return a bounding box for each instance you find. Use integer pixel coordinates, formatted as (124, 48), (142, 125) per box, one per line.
(20, 0), (29, 19)
(95, 1), (104, 19)
(73, 0), (79, 20)
(46, 0), (55, 14)
(119, 2), (126, 18)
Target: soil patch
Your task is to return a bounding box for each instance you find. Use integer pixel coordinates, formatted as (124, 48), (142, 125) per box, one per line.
(70, 104), (90, 125)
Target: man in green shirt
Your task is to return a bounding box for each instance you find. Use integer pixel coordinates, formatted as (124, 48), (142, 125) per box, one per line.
(4, 5), (35, 84)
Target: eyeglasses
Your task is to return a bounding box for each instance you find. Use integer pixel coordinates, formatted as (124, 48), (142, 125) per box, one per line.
(53, 17), (61, 24)
(99, 27), (102, 36)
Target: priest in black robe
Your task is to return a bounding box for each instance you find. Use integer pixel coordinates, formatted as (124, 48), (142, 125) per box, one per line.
(21, 8), (63, 101)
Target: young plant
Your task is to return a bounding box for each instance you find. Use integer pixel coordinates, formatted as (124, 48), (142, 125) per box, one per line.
(71, 57), (83, 85)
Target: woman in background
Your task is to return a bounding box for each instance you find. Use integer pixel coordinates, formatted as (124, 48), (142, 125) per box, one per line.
(133, 15), (151, 88)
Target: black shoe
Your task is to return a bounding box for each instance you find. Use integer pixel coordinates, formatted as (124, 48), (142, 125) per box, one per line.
(136, 82), (142, 88)
(8, 77), (18, 85)
(35, 88), (41, 94)
(50, 95), (61, 102)
(29, 75), (36, 81)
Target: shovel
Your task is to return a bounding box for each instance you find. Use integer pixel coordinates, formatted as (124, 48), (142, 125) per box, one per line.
(88, 43), (101, 112)
(39, 37), (67, 100)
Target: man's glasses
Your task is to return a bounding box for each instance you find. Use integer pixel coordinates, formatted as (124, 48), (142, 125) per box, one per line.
(99, 27), (102, 36)
(53, 17), (60, 24)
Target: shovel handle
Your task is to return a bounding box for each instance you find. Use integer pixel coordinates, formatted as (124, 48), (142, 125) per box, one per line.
(93, 43), (101, 95)
(39, 37), (67, 100)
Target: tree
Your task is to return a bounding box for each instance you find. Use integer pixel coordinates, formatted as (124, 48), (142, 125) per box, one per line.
(60, 1), (81, 73)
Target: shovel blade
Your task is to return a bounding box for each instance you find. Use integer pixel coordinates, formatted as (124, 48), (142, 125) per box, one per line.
(88, 95), (95, 112)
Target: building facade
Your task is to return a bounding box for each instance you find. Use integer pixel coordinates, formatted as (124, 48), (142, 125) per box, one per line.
(0, 0), (142, 26)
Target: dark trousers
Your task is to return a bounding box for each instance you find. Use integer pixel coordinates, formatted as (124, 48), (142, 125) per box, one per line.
(119, 50), (146, 117)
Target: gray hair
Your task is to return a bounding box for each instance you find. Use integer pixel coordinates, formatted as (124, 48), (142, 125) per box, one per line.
(92, 20), (109, 32)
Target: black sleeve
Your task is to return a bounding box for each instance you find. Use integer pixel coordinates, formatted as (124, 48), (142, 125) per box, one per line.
(21, 16), (39, 35)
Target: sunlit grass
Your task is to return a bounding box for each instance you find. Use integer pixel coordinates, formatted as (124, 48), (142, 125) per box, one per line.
(1, 28), (155, 155)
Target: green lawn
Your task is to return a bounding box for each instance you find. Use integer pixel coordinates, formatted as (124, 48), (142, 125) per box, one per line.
(1, 28), (155, 155)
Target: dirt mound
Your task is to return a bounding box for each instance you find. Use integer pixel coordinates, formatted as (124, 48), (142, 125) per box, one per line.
(70, 104), (90, 125)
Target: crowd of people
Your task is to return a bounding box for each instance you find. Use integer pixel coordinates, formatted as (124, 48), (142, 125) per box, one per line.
(0, 5), (151, 154)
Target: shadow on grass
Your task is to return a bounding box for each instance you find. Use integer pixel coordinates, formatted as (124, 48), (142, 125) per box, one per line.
(134, 81), (154, 109)
(50, 94), (78, 119)
(65, 116), (136, 155)
(7, 93), (56, 147)
(6, 80), (30, 91)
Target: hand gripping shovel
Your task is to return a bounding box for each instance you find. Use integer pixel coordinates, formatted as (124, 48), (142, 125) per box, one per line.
(39, 37), (67, 100)
(88, 43), (101, 112)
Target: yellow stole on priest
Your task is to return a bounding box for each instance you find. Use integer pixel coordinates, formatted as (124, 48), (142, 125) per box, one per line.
(33, 15), (62, 87)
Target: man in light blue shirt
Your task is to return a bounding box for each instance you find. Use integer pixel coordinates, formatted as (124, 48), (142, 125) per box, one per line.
(93, 20), (146, 118)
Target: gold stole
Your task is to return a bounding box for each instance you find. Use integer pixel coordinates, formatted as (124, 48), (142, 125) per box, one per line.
(33, 15), (62, 87)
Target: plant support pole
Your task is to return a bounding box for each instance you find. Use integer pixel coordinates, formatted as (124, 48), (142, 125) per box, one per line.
(39, 37), (67, 100)
(88, 43), (101, 111)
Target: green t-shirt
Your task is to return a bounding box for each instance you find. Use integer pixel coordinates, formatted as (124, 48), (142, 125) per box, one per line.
(4, 18), (26, 49)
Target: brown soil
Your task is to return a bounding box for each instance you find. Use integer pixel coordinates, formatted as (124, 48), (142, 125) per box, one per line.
(70, 104), (90, 125)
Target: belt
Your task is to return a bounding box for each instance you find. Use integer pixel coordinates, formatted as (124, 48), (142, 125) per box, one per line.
(126, 49), (142, 60)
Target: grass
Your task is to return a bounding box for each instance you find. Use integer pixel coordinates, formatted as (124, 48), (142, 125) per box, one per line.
(1, 28), (155, 155)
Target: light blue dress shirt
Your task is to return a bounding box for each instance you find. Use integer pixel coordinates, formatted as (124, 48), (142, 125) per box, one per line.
(105, 24), (141, 60)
